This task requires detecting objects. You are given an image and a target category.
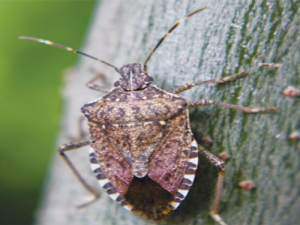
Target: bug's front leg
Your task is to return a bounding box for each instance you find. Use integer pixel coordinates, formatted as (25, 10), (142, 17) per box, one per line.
(58, 140), (100, 207)
(172, 71), (249, 94)
(86, 72), (109, 92)
(67, 116), (89, 141)
(175, 70), (277, 113)
(198, 145), (227, 225)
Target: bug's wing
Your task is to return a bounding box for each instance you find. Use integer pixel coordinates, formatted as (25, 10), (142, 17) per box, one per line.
(148, 111), (194, 194)
(89, 122), (134, 196)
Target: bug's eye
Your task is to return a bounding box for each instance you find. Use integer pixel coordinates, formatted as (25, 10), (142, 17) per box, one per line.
(144, 76), (154, 82)
(114, 80), (120, 87)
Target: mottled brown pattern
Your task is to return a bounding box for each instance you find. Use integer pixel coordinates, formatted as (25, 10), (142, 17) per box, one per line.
(148, 111), (193, 194)
(88, 122), (133, 195)
(100, 121), (166, 178)
(82, 85), (194, 216)
(83, 86), (191, 188)
(82, 86), (187, 124)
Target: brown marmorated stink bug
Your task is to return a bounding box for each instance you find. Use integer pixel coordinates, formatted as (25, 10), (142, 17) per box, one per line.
(20, 7), (276, 225)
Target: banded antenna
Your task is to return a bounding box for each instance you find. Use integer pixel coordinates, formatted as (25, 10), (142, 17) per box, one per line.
(19, 36), (120, 73)
(143, 6), (208, 72)
(19, 7), (207, 74)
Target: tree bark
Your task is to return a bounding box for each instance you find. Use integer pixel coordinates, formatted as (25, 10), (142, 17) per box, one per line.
(36, 0), (300, 225)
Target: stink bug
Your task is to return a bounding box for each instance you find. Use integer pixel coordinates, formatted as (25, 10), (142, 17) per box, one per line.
(20, 6), (276, 225)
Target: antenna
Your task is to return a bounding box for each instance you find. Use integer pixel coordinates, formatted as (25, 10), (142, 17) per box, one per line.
(143, 6), (208, 72)
(19, 36), (120, 73)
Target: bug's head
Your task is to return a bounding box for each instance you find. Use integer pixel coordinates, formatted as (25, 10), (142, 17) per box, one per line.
(115, 63), (154, 91)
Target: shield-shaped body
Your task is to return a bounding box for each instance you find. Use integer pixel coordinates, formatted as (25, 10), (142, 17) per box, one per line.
(82, 85), (199, 220)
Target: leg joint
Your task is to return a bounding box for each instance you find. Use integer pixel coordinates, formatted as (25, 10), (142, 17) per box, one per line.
(58, 145), (66, 155)
(216, 161), (226, 172)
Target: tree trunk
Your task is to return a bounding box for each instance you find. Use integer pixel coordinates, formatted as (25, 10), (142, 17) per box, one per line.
(36, 1), (300, 225)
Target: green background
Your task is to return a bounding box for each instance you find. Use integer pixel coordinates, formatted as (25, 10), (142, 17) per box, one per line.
(0, 1), (96, 224)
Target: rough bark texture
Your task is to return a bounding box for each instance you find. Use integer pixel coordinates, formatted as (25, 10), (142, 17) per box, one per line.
(36, 1), (300, 225)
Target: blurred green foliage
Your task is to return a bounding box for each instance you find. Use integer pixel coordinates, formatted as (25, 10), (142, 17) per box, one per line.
(0, 1), (96, 224)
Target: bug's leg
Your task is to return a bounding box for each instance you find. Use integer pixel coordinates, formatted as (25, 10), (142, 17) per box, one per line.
(58, 140), (100, 207)
(78, 116), (88, 139)
(67, 116), (88, 141)
(189, 99), (276, 113)
(172, 71), (249, 94)
(86, 72), (109, 92)
(198, 145), (227, 225)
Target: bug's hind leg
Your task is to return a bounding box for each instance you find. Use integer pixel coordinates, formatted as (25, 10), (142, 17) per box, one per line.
(59, 140), (100, 208)
(198, 145), (227, 225)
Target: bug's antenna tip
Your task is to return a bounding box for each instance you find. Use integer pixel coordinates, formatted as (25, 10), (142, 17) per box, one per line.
(19, 36), (120, 72)
(143, 6), (208, 71)
(19, 36), (35, 41)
